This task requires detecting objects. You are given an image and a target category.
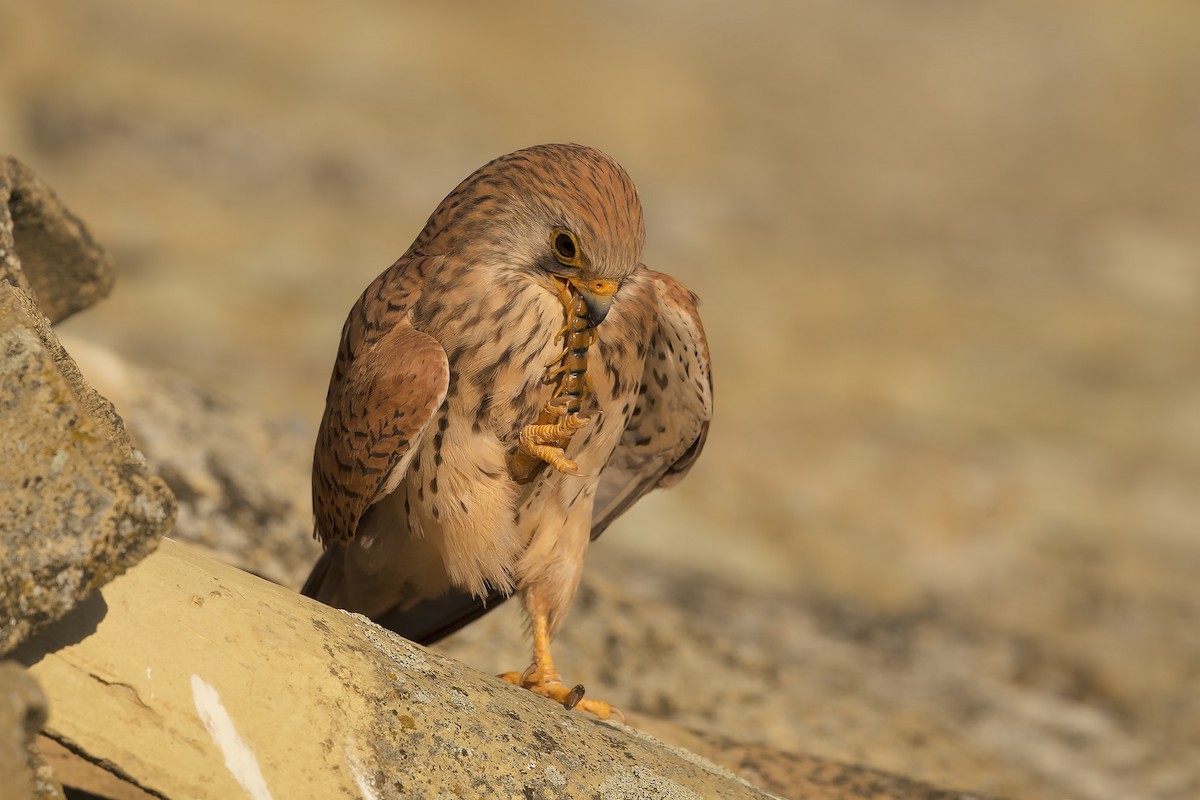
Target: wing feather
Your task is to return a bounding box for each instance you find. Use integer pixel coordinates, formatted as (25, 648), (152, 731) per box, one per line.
(311, 256), (449, 545)
(591, 270), (713, 540)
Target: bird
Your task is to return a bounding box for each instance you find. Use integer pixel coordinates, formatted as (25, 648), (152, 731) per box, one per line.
(302, 143), (712, 719)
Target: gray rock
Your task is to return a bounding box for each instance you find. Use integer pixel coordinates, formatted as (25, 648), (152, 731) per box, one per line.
(0, 157), (113, 325)
(0, 283), (176, 655)
(60, 335), (321, 588)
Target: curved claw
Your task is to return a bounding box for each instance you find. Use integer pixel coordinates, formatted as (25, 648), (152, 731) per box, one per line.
(498, 673), (618, 720)
(500, 670), (527, 686)
(563, 684), (586, 711)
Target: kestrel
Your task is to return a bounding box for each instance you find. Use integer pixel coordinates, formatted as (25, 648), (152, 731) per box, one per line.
(302, 143), (712, 718)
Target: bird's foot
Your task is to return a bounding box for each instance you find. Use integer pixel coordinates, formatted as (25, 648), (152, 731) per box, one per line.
(514, 408), (599, 477)
(500, 664), (623, 722)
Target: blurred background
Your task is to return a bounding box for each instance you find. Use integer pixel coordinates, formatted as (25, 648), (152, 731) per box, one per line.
(3, 1), (1198, 798)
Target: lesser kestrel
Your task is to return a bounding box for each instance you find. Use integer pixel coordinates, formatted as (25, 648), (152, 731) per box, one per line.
(302, 143), (712, 718)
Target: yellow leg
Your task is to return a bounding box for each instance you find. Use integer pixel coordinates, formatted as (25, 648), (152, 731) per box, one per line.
(500, 611), (622, 722)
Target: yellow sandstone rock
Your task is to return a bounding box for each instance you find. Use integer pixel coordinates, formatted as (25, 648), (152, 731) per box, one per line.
(18, 539), (774, 799)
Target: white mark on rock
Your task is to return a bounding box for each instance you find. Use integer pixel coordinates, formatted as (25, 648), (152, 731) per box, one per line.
(345, 746), (379, 800)
(544, 765), (567, 787)
(145, 667), (153, 680)
(190, 675), (274, 800)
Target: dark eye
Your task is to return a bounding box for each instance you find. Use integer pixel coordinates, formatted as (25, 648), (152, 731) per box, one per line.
(554, 233), (576, 260)
(550, 228), (582, 266)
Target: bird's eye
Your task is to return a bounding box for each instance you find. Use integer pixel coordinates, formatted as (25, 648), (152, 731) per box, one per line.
(550, 228), (583, 267)
(555, 233), (576, 260)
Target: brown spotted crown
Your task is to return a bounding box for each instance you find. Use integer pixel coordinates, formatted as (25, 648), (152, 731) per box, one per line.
(411, 144), (646, 281)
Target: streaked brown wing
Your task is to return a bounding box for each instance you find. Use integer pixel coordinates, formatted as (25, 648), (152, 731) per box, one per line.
(591, 270), (713, 540)
(312, 255), (449, 544)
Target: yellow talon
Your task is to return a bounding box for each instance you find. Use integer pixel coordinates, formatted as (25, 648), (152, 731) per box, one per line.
(499, 612), (623, 721)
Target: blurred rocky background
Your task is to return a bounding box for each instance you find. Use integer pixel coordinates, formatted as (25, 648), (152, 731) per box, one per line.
(3, 1), (1198, 798)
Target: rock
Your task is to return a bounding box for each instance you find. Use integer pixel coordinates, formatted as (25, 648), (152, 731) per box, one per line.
(627, 721), (1000, 800)
(0, 661), (61, 800)
(16, 538), (774, 799)
(37, 736), (150, 799)
(0, 156), (113, 324)
(0, 283), (176, 655)
(59, 335), (322, 588)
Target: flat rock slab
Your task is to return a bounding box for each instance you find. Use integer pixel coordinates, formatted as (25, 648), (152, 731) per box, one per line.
(0, 283), (175, 654)
(16, 538), (775, 799)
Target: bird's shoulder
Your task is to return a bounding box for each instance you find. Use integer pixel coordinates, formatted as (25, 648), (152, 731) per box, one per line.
(312, 253), (450, 545)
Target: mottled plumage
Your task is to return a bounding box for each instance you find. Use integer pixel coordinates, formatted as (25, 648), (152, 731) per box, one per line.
(303, 144), (712, 717)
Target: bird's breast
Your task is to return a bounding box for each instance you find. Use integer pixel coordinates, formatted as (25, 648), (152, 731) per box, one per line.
(417, 273), (647, 475)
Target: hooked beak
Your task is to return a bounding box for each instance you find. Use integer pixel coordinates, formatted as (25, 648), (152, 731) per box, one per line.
(569, 276), (620, 324)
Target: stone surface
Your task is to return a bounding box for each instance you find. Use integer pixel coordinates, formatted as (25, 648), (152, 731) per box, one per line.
(0, 284), (176, 656)
(0, 156), (113, 324)
(16, 539), (774, 800)
(628, 722), (999, 800)
(0, 661), (54, 800)
(38, 737), (149, 800)
(59, 334), (322, 588)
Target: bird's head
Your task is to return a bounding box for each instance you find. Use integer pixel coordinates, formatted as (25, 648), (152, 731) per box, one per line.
(416, 143), (645, 325)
